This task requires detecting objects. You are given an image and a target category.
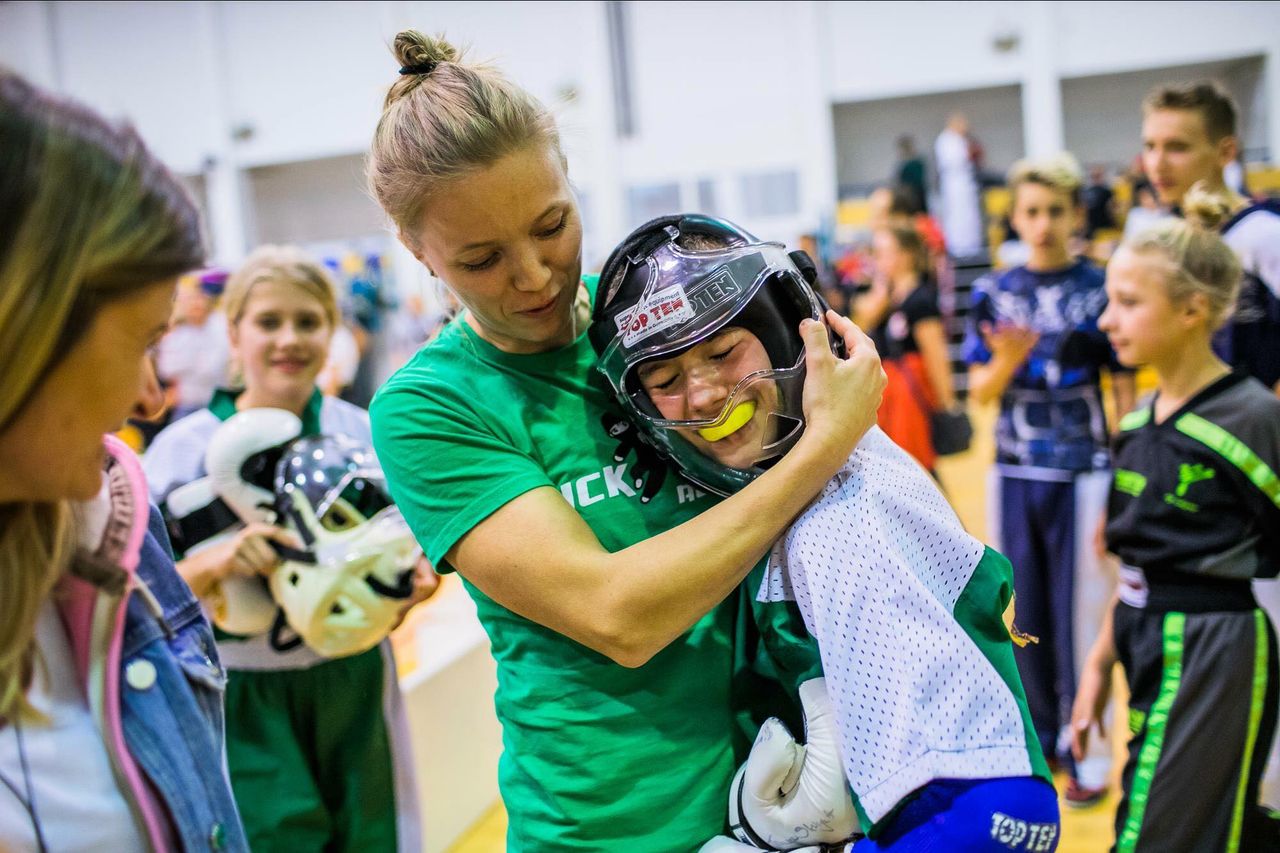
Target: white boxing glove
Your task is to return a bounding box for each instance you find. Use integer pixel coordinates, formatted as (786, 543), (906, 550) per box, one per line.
(729, 678), (859, 850)
(698, 836), (827, 853)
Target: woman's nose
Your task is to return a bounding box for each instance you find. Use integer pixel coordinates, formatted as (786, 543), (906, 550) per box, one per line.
(512, 247), (553, 293)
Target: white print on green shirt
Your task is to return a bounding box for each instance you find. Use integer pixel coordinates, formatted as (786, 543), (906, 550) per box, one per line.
(559, 463), (636, 508)
(558, 464), (709, 509)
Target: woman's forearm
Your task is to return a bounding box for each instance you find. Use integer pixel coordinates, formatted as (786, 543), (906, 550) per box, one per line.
(449, 314), (885, 666)
(601, 431), (852, 663)
(451, 428), (854, 667)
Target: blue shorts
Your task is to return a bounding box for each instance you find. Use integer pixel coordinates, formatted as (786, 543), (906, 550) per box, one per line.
(854, 777), (1060, 852)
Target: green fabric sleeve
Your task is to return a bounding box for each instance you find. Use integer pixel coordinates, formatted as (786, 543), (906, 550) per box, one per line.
(730, 561), (824, 746)
(371, 377), (553, 570)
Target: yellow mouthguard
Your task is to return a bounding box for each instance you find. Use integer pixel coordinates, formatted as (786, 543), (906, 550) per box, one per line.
(697, 401), (756, 442)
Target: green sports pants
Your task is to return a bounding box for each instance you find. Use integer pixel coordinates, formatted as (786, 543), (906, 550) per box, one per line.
(224, 646), (399, 853)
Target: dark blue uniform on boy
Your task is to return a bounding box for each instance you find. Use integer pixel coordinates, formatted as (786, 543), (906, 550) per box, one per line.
(963, 258), (1128, 792)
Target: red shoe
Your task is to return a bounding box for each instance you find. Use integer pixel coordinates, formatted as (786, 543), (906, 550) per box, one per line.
(1064, 778), (1107, 809)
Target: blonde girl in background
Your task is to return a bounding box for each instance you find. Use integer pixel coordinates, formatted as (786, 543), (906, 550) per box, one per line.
(143, 246), (433, 852)
(0, 71), (247, 852)
(1072, 186), (1280, 851)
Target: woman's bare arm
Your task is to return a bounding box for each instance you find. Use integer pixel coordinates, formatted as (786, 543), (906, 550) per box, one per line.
(449, 314), (886, 667)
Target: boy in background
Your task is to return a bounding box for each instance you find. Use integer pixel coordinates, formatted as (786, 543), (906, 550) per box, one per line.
(1141, 81), (1280, 394)
(964, 154), (1135, 806)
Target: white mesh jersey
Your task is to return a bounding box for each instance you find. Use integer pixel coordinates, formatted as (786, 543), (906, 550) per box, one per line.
(761, 427), (1038, 824)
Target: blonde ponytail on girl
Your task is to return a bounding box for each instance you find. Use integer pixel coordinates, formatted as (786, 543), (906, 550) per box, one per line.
(1122, 181), (1242, 331)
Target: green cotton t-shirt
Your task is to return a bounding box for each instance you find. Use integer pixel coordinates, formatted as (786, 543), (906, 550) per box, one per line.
(371, 277), (767, 851)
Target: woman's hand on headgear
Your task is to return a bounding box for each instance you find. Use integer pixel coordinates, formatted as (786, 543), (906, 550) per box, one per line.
(798, 310), (886, 464)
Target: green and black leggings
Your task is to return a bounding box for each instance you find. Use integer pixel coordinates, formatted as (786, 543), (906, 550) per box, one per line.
(1113, 579), (1280, 852)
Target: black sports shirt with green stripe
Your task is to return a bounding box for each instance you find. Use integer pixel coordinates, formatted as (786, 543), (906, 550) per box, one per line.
(1105, 371), (1280, 580)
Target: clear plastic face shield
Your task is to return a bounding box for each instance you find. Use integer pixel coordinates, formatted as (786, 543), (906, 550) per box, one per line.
(597, 239), (818, 479)
(271, 435), (420, 658)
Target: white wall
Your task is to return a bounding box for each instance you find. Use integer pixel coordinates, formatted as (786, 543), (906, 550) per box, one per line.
(0, 1), (59, 89)
(833, 84), (1024, 192)
(613, 1), (835, 242)
(2, 1), (1277, 266)
(9, 1), (222, 174)
(822, 0), (1280, 99)
(821, 0), (1280, 162)
(824, 1), (1029, 101)
(247, 154), (387, 246)
(216, 1), (395, 168)
(1062, 56), (1268, 171)
(1054, 1), (1280, 79)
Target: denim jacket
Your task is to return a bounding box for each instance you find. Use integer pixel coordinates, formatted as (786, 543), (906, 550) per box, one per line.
(56, 436), (247, 852)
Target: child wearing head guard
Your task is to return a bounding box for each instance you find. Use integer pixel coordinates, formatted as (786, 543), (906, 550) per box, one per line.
(591, 215), (1059, 851)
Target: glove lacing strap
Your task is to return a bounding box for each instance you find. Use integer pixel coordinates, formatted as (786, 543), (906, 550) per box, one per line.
(729, 764), (772, 849)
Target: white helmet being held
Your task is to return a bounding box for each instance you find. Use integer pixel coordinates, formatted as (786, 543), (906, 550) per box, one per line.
(169, 408), (305, 635)
(270, 434), (420, 659)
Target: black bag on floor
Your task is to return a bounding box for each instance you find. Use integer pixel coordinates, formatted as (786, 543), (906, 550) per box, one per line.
(899, 362), (973, 457)
(928, 407), (973, 456)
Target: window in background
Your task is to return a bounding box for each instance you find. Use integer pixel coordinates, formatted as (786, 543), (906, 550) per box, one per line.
(626, 183), (681, 227)
(695, 178), (718, 216)
(605, 0), (635, 138)
(740, 170), (800, 218)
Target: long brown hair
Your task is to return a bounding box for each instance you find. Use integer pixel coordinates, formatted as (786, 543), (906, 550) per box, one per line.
(0, 71), (204, 720)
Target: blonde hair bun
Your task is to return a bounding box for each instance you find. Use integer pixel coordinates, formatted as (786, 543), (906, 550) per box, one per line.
(393, 30), (460, 70)
(1121, 190), (1242, 331)
(1182, 181), (1234, 231)
(369, 28), (562, 242)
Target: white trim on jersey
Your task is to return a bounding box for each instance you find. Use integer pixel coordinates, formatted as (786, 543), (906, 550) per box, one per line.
(1223, 206), (1280, 299)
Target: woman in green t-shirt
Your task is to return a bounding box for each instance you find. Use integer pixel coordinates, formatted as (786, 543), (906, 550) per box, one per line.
(367, 31), (885, 852)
